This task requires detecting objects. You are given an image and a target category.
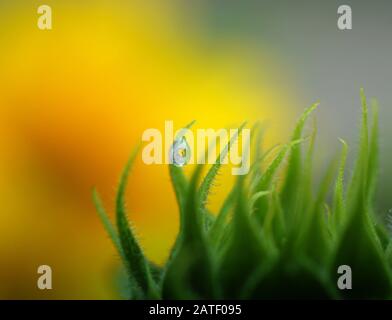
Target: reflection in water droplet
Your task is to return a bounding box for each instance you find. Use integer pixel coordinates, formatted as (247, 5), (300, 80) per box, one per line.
(170, 136), (191, 167)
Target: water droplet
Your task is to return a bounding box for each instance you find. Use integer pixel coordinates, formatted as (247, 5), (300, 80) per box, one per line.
(170, 136), (191, 167)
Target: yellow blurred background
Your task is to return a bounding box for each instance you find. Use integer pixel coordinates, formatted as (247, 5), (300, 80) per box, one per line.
(0, 1), (295, 298)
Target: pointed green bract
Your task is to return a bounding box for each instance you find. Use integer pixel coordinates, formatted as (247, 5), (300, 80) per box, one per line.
(169, 120), (196, 230)
(302, 120), (317, 207)
(347, 89), (369, 214)
(249, 123), (265, 191)
(92, 189), (124, 258)
(332, 139), (348, 231)
(367, 99), (379, 206)
(331, 90), (391, 298)
(249, 143), (279, 194)
(218, 175), (272, 298)
(115, 147), (159, 299)
(296, 160), (337, 264)
(167, 121), (196, 261)
(198, 123), (247, 226)
(253, 139), (304, 226)
(162, 164), (216, 299)
(280, 102), (319, 224)
(208, 183), (237, 247)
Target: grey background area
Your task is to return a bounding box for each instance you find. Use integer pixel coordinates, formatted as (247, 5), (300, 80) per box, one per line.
(175, 0), (392, 212)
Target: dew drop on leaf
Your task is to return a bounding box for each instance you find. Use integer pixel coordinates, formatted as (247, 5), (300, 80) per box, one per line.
(170, 136), (191, 167)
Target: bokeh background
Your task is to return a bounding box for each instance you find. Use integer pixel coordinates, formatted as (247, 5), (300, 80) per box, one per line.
(0, 0), (391, 299)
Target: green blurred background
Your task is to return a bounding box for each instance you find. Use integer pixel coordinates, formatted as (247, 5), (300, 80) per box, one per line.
(0, 0), (391, 299)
